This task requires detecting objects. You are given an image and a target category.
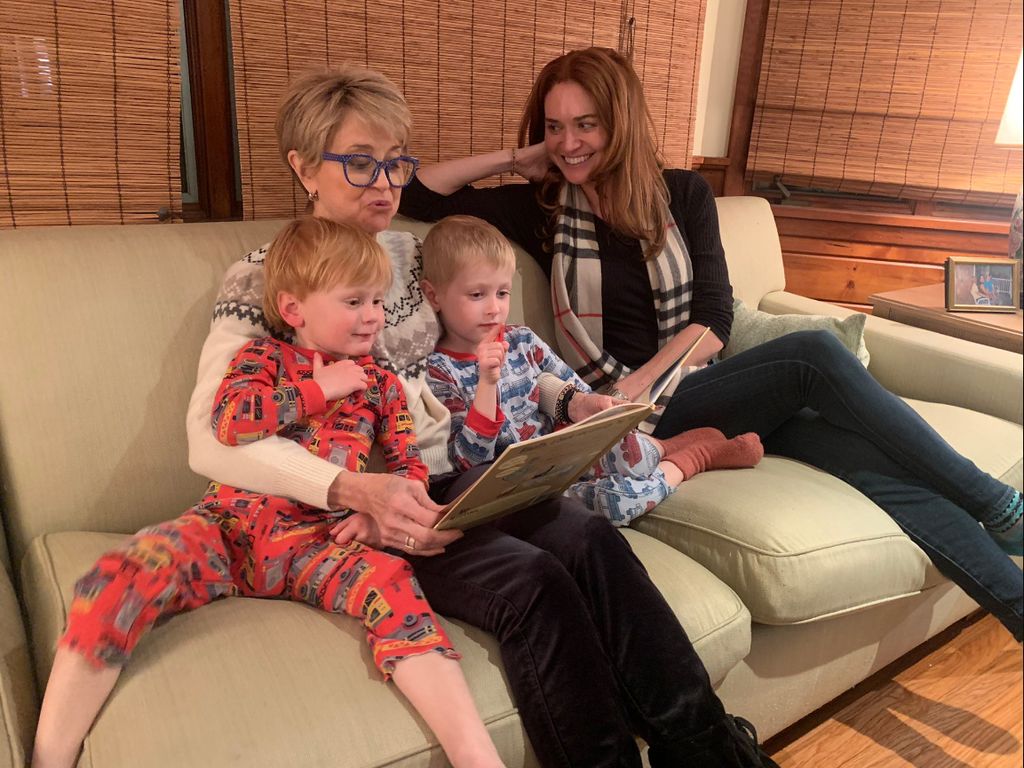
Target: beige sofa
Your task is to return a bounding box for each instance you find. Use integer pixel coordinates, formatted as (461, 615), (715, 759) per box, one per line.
(1, 197), (1021, 767)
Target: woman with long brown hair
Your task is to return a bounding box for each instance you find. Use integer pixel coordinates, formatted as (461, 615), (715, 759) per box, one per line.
(400, 47), (1023, 643)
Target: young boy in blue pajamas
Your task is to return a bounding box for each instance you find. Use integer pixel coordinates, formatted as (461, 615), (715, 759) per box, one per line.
(421, 215), (763, 527)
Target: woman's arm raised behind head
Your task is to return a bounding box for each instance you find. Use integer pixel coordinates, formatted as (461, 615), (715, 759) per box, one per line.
(414, 148), (516, 195)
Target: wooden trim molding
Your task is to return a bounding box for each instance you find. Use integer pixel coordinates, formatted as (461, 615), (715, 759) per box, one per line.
(692, 156), (729, 197)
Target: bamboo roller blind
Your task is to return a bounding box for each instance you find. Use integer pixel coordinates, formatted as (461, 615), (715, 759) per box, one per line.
(0, 1), (181, 228)
(228, 0), (706, 220)
(748, 0), (1024, 206)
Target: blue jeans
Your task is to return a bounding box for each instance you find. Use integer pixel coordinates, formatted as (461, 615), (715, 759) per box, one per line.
(653, 330), (1023, 639)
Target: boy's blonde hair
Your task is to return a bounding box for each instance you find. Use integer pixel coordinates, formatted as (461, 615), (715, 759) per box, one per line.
(276, 65), (412, 187)
(263, 217), (392, 332)
(420, 215), (517, 289)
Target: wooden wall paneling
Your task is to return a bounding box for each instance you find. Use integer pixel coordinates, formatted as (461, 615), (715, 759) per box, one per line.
(771, 204), (1014, 306)
(782, 253), (944, 306)
(774, 220), (1010, 255)
(777, 236), (1004, 266)
(772, 205), (1013, 234)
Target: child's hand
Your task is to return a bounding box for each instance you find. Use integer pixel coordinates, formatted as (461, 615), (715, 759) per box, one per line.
(331, 512), (382, 548)
(475, 338), (508, 386)
(312, 353), (370, 401)
(568, 392), (622, 423)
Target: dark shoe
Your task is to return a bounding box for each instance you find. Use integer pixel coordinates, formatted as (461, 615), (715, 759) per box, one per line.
(647, 715), (780, 768)
(725, 715), (780, 768)
(646, 721), (722, 768)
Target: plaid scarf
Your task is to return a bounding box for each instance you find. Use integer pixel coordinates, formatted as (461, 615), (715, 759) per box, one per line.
(550, 183), (693, 430)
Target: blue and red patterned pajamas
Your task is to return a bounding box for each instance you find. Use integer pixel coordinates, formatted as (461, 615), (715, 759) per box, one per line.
(426, 325), (672, 527)
(62, 339), (456, 676)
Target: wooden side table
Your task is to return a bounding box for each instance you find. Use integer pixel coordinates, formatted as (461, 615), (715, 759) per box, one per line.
(870, 282), (1023, 354)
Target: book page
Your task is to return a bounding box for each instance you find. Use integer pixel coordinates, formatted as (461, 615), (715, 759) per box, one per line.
(634, 326), (712, 405)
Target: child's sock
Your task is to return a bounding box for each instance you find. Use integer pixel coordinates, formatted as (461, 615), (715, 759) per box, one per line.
(657, 427), (727, 457)
(663, 432), (764, 481)
(984, 490), (1023, 557)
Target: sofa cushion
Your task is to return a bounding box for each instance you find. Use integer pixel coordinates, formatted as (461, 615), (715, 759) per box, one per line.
(619, 529), (751, 682)
(21, 528), (748, 768)
(632, 457), (938, 624)
(723, 300), (870, 366)
(0, 220), (288, 570)
(22, 533), (532, 768)
(632, 398), (1022, 625)
(0, 566), (34, 768)
(714, 197), (786, 308)
(909, 399), (1022, 490)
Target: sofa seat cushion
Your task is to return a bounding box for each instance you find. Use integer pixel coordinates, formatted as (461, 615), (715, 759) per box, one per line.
(908, 399), (1022, 490)
(1, 566), (34, 768)
(23, 534), (532, 768)
(632, 398), (1022, 625)
(22, 528), (749, 767)
(619, 529), (751, 683)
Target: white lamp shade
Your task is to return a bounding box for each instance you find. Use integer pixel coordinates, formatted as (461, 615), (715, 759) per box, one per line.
(996, 52), (1023, 147)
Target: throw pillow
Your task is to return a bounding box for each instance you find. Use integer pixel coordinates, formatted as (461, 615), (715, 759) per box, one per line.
(722, 300), (870, 366)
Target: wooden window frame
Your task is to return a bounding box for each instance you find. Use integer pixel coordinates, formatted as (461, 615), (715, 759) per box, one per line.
(181, 0), (239, 221)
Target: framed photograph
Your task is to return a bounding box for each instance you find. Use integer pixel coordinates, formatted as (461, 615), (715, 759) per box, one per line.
(944, 256), (1021, 312)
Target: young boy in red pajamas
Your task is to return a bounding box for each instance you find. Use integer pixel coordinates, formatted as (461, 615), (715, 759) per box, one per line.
(33, 217), (504, 768)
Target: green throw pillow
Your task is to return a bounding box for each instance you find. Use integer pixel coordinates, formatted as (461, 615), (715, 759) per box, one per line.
(722, 300), (870, 367)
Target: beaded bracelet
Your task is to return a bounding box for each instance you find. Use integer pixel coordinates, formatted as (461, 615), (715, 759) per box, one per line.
(511, 147), (518, 176)
(554, 384), (578, 424)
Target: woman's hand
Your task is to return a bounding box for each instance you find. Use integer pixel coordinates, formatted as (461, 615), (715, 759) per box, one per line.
(608, 373), (642, 402)
(313, 353), (370, 401)
(567, 392), (622, 423)
(328, 471), (462, 556)
(515, 142), (551, 182)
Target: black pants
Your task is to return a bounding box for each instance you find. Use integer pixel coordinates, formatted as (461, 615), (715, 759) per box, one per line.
(414, 466), (729, 767)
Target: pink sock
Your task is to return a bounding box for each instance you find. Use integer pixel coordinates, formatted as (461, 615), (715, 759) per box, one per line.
(657, 427), (726, 456)
(663, 433), (764, 481)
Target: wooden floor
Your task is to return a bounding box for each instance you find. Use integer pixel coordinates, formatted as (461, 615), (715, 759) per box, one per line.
(767, 612), (1023, 767)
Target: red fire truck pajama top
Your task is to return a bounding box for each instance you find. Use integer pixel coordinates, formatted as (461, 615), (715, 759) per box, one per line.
(61, 338), (457, 677)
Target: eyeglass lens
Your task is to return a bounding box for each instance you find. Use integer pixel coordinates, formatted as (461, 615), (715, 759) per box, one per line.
(343, 155), (416, 187)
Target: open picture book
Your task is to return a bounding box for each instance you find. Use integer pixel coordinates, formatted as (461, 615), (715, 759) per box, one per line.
(433, 327), (712, 531)
(632, 326), (712, 405)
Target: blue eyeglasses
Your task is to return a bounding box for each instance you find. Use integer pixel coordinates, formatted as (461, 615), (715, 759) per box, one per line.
(321, 152), (419, 188)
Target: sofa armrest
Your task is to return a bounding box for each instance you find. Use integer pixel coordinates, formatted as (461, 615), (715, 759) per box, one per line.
(759, 290), (1024, 425)
(0, 565), (35, 768)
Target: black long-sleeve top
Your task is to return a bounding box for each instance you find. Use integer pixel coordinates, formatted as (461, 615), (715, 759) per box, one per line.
(399, 169), (733, 370)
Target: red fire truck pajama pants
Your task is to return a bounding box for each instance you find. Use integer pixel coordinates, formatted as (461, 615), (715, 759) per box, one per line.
(60, 484), (458, 676)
